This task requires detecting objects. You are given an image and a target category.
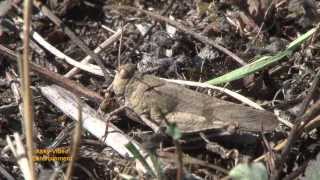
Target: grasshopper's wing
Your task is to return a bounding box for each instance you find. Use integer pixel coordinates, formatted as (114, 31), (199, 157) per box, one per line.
(148, 82), (230, 133)
(151, 81), (278, 133)
(204, 103), (278, 132)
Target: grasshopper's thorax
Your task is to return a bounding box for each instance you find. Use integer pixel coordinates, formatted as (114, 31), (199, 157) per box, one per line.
(112, 64), (137, 95)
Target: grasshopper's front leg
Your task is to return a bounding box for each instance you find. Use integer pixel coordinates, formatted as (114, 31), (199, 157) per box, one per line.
(150, 106), (166, 125)
(139, 105), (168, 133)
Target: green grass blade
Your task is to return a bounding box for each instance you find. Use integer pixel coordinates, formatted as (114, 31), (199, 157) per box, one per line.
(206, 27), (317, 85)
(125, 142), (156, 177)
(287, 27), (317, 50)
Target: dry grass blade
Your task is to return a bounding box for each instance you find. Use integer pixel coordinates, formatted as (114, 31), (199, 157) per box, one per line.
(21, 0), (35, 179)
(64, 100), (82, 180)
(64, 25), (127, 77)
(162, 78), (264, 110)
(33, 0), (112, 81)
(6, 133), (32, 179)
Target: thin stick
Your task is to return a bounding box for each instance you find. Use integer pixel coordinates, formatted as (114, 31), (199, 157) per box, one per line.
(65, 25), (127, 78)
(0, 44), (104, 102)
(21, 0), (35, 179)
(64, 100), (82, 180)
(31, 31), (104, 76)
(174, 140), (183, 180)
(255, 100), (320, 165)
(117, 23), (123, 67)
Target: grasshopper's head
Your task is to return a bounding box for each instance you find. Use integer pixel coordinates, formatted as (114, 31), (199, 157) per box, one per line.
(112, 63), (137, 95)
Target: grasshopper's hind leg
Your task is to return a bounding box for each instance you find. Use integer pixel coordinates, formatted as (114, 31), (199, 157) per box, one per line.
(200, 133), (239, 164)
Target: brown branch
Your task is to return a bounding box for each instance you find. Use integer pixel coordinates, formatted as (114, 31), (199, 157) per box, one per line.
(0, 44), (104, 103)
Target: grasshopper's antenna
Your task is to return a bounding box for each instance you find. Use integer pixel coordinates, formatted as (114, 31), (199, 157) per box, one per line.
(117, 22), (124, 68)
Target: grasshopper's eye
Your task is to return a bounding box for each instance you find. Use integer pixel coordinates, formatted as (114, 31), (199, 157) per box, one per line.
(119, 68), (130, 79)
(118, 64), (136, 79)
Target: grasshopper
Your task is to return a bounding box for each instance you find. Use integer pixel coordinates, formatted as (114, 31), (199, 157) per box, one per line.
(112, 64), (278, 136)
